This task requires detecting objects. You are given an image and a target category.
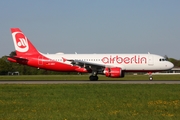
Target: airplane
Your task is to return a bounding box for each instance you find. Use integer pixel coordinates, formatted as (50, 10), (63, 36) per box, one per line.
(7, 28), (174, 81)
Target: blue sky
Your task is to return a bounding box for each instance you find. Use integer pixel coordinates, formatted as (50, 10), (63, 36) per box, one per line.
(0, 0), (180, 59)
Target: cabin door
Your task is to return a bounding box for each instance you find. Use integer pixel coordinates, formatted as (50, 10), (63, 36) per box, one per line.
(38, 56), (43, 65)
(148, 55), (154, 66)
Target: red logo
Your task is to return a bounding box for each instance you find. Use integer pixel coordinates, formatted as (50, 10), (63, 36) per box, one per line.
(15, 33), (27, 48)
(12, 32), (29, 52)
(101, 55), (147, 64)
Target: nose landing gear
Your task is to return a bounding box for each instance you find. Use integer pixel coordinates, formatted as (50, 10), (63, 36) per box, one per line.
(148, 72), (153, 81)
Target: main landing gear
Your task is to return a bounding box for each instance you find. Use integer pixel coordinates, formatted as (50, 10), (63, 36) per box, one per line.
(89, 75), (98, 81)
(89, 71), (98, 81)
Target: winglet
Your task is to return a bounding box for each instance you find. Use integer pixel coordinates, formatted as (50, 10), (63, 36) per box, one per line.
(62, 57), (67, 62)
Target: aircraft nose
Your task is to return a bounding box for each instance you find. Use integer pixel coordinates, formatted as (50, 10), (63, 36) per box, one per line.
(168, 62), (174, 69)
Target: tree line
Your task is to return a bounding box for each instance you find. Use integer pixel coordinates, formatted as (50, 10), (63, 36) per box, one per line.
(0, 52), (179, 75)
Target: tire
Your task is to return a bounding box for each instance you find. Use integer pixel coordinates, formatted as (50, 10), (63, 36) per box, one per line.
(89, 75), (98, 81)
(149, 77), (153, 81)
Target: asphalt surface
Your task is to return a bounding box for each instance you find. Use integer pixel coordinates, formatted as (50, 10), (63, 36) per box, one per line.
(0, 80), (180, 84)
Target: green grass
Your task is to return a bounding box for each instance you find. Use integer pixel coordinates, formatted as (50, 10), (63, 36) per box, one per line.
(0, 84), (180, 120)
(0, 74), (180, 80)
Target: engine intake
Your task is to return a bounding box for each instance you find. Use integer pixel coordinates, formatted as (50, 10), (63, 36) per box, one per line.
(104, 67), (124, 78)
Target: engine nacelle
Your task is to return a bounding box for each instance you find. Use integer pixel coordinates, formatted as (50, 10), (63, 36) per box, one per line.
(104, 67), (124, 78)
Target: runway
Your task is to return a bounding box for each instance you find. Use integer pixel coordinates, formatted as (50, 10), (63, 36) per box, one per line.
(0, 80), (180, 84)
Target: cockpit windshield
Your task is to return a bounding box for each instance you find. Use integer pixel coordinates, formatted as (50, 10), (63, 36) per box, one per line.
(159, 58), (167, 61)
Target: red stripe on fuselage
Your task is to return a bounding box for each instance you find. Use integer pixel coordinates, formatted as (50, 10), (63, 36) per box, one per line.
(20, 55), (79, 72)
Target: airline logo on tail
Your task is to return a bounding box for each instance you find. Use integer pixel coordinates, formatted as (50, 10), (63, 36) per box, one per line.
(12, 32), (29, 52)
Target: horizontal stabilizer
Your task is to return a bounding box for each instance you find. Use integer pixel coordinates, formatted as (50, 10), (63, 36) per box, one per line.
(7, 56), (28, 64)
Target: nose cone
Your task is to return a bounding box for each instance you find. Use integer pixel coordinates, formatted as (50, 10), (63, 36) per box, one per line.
(168, 62), (174, 69)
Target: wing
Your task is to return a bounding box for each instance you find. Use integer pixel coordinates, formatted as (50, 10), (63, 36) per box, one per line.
(66, 58), (122, 73)
(67, 59), (106, 72)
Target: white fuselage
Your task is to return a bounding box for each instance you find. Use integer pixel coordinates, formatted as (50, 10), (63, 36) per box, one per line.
(42, 53), (174, 72)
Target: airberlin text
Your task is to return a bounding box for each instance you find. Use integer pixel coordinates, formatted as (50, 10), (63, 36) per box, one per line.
(102, 55), (147, 64)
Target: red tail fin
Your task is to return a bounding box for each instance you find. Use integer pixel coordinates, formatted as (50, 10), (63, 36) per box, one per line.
(11, 28), (40, 56)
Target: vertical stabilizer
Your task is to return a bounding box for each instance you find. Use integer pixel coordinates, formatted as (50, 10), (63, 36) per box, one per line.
(11, 28), (40, 56)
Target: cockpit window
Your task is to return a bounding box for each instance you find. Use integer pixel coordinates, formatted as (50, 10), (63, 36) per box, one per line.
(159, 58), (167, 61)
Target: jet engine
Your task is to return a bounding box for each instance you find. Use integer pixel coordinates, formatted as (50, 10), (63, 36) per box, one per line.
(104, 67), (125, 78)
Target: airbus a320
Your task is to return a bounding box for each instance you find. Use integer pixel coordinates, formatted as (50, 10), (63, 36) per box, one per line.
(7, 28), (174, 81)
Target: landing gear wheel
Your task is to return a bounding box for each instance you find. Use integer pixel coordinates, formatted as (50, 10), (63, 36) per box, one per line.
(89, 75), (98, 81)
(149, 76), (153, 81)
(148, 72), (153, 81)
